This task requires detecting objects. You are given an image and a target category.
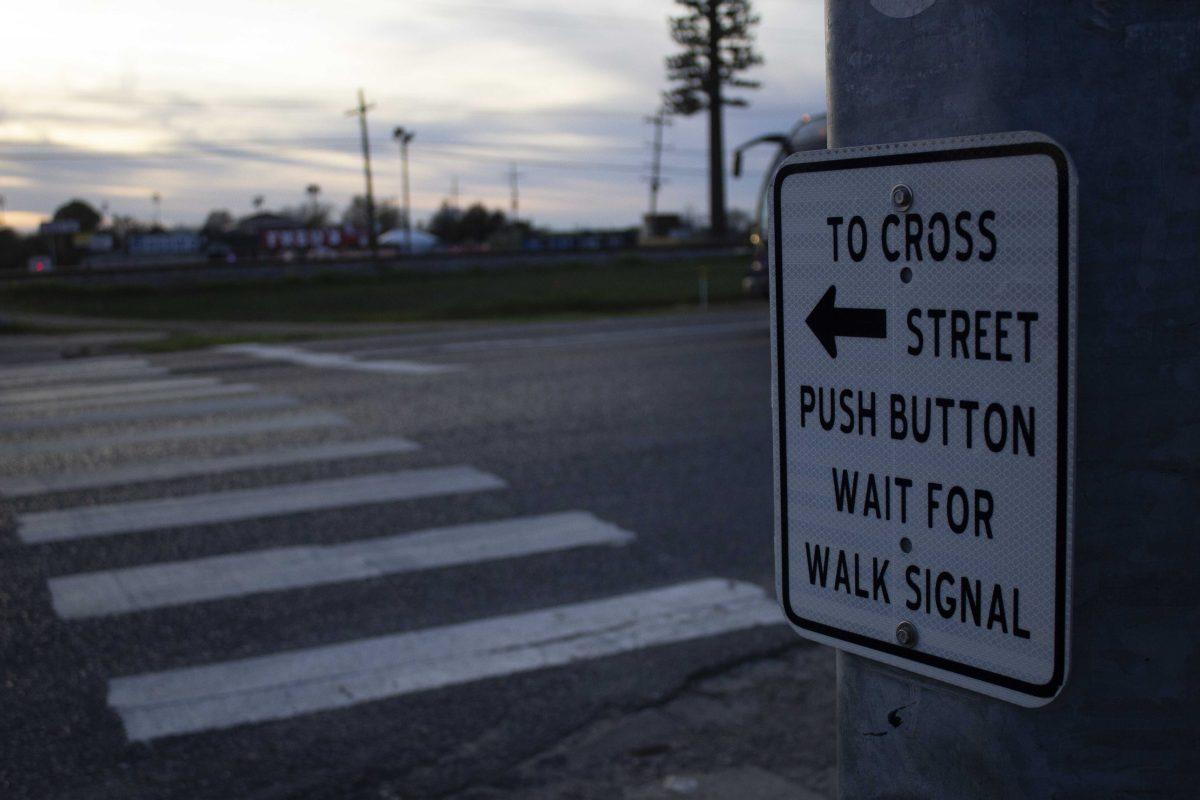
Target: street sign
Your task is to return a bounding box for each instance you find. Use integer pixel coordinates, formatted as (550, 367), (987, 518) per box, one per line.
(770, 132), (1076, 706)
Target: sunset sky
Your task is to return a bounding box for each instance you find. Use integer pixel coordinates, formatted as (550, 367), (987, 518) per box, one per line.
(0, 0), (825, 231)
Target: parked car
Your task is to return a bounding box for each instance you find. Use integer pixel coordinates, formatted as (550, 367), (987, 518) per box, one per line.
(732, 112), (828, 297)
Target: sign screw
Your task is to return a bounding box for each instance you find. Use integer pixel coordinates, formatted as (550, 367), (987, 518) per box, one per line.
(896, 621), (918, 648)
(891, 184), (913, 210)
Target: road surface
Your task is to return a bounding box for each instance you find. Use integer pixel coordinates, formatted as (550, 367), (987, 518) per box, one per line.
(0, 308), (834, 798)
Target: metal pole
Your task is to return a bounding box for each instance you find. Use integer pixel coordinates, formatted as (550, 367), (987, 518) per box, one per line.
(402, 137), (412, 254)
(508, 163), (520, 221)
(347, 89), (378, 258)
(394, 127), (414, 255)
(645, 107), (669, 218)
(827, 2), (1199, 796)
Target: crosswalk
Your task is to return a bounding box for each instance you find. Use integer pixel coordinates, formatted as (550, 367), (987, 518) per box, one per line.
(111, 580), (778, 742)
(219, 343), (459, 374)
(9, 379), (257, 413)
(0, 393), (300, 433)
(0, 409), (350, 458)
(49, 511), (634, 618)
(18, 467), (507, 543)
(2, 351), (782, 744)
(0, 436), (417, 497)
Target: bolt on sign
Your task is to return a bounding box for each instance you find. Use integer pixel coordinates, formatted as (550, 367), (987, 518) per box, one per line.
(769, 133), (1076, 706)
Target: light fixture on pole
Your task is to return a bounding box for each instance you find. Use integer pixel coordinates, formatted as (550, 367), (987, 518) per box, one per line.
(392, 127), (415, 254)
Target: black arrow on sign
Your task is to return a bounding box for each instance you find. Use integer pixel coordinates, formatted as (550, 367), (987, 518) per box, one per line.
(804, 285), (888, 359)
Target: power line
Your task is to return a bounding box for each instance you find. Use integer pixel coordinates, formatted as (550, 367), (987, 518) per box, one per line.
(0, 134), (711, 158)
(0, 142), (709, 178)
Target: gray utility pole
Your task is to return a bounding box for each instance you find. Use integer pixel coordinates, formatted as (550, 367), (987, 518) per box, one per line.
(644, 107), (671, 218)
(450, 176), (460, 209)
(345, 88), (378, 257)
(507, 163), (521, 221)
(826, 2), (1199, 797)
(392, 127), (415, 254)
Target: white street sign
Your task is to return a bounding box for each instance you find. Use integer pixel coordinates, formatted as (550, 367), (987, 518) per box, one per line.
(770, 133), (1076, 706)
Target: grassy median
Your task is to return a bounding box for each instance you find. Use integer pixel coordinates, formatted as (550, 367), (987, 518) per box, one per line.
(0, 255), (754, 325)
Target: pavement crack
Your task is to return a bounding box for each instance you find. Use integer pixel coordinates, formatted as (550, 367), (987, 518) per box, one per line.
(429, 640), (810, 799)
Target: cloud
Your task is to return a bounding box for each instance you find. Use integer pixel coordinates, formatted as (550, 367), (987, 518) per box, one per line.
(0, 0), (824, 229)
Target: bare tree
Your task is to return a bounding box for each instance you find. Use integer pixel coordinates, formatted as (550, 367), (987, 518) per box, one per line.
(201, 209), (234, 235)
(302, 185), (330, 226)
(342, 195), (400, 232)
(664, 0), (762, 238)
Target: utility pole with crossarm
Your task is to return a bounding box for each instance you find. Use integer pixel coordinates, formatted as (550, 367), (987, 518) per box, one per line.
(645, 107), (671, 218)
(346, 89), (378, 258)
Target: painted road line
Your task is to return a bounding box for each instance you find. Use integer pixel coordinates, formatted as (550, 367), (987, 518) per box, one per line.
(0, 356), (154, 382)
(51, 512), (631, 618)
(18, 466), (506, 544)
(2, 431), (401, 496)
(8, 382), (258, 414)
(0, 411), (350, 459)
(0, 394), (299, 435)
(2, 363), (167, 389)
(0, 377), (222, 406)
(109, 578), (781, 741)
(220, 343), (456, 375)
(350, 319), (767, 358)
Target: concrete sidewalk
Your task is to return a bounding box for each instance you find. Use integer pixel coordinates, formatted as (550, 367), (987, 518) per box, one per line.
(439, 645), (836, 800)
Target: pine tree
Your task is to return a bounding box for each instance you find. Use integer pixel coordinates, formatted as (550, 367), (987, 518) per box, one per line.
(664, 0), (762, 238)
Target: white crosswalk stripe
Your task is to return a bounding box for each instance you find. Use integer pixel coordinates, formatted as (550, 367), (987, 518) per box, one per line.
(49, 511), (632, 618)
(18, 467), (507, 543)
(0, 377), (224, 406)
(0, 356), (156, 384)
(2, 362), (168, 389)
(108, 578), (781, 741)
(220, 343), (457, 375)
(6, 381), (258, 413)
(1, 435), (414, 496)
(0, 411), (350, 459)
(0, 394), (300, 434)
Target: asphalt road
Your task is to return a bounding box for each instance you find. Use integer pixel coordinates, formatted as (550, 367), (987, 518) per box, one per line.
(0, 306), (827, 799)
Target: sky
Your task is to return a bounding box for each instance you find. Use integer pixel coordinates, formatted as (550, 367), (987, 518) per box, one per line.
(0, 1), (825, 232)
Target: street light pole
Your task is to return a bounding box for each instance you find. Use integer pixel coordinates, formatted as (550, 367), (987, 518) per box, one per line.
(393, 127), (415, 255)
